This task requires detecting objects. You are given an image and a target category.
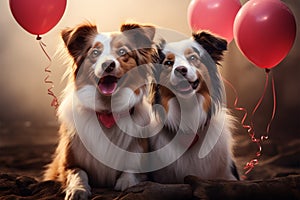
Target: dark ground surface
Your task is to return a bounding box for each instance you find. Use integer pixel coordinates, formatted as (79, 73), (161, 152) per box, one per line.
(0, 121), (299, 199)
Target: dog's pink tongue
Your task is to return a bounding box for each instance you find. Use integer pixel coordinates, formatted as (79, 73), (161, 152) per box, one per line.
(97, 112), (116, 128)
(99, 82), (117, 95)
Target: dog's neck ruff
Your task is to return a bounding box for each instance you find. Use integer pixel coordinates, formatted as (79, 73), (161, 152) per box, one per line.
(96, 108), (134, 128)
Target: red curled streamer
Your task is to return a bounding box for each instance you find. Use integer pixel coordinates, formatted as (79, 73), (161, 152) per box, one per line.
(222, 78), (251, 131)
(248, 70), (270, 155)
(37, 36), (59, 110)
(223, 69), (277, 176)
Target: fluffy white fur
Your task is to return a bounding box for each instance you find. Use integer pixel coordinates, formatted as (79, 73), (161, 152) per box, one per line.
(58, 83), (149, 185)
(151, 108), (237, 183)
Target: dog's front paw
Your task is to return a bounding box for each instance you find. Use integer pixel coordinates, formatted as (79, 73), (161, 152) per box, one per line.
(114, 173), (142, 191)
(65, 169), (91, 200)
(65, 187), (91, 200)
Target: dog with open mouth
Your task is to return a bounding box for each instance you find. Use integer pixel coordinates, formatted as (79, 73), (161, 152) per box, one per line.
(149, 32), (239, 183)
(43, 23), (157, 199)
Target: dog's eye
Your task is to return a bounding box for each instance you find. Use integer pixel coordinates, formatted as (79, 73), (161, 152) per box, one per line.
(188, 55), (197, 61)
(118, 48), (127, 56)
(164, 60), (174, 67)
(189, 55), (196, 60)
(91, 49), (101, 58)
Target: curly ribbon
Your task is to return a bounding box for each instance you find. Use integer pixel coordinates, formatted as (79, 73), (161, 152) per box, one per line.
(244, 69), (277, 175)
(223, 69), (277, 177)
(37, 35), (59, 110)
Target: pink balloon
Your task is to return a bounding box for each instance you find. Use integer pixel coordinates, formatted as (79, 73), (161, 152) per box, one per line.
(233, 0), (296, 69)
(10, 0), (67, 36)
(187, 0), (241, 43)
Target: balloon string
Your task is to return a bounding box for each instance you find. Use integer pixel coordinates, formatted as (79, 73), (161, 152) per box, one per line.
(266, 73), (276, 136)
(223, 70), (276, 177)
(244, 70), (277, 175)
(248, 70), (269, 148)
(223, 77), (260, 175)
(38, 38), (59, 111)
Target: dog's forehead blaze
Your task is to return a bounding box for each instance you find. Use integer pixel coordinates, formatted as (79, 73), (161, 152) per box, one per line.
(93, 32), (135, 56)
(92, 33), (113, 55)
(163, 40), (204, 65)
(165, 39), (198, 53)
(94, 32), (111, 43)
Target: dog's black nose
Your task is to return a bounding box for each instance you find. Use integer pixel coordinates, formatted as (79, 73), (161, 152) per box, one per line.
(102, 60), (116, 73)
(174, 66), (188, 77)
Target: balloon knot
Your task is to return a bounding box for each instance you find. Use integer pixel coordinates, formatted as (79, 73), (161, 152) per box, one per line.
(36, 35), (42, 40)
(265, 68), (271, 73)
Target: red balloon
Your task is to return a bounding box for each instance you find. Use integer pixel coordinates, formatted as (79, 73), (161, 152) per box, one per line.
(233, 0), (296, 69)
(10, 0), (67, 36)
(187, 0), (241, 43)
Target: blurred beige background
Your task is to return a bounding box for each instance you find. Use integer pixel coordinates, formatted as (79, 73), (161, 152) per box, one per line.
(0, 0), (299, 141)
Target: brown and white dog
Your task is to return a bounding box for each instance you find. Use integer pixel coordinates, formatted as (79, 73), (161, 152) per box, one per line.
(149, 32), (239, 183)
(44, 23), (157, 199)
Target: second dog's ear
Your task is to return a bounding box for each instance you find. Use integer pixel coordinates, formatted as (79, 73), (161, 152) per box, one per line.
(61, 23), (98, 61)
(193, 32), (227, 65)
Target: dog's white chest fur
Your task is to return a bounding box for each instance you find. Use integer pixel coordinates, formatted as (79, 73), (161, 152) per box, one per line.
(151, 109), (236, 183)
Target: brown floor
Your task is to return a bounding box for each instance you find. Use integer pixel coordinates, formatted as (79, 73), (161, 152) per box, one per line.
(0, 121), (299, 199)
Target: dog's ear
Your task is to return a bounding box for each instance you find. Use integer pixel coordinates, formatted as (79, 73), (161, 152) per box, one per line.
(121, 23), (155, 41)
(121, 23), (158, 79)
(193, 32), (227, 65)
(120, 23), (156, 49)
(61, 23), (98, 61)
